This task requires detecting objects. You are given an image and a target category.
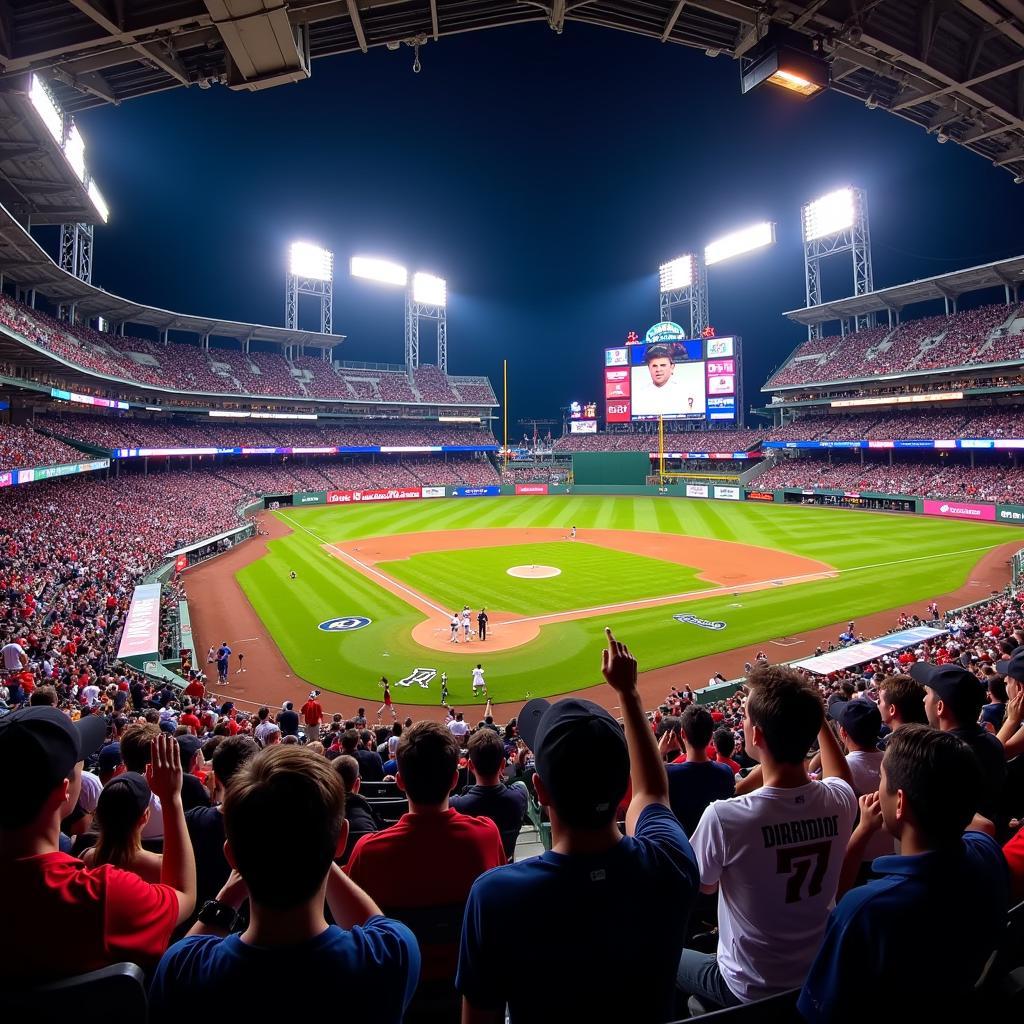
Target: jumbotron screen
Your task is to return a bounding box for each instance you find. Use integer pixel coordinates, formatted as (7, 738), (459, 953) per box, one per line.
(604, 334), (739, 423)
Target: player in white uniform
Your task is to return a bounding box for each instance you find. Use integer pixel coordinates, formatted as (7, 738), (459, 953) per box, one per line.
(462, 606), (472, 641)
(570, 526), (577, 540)
(449, 614), (460, 643)
(471, 664), (487, 697)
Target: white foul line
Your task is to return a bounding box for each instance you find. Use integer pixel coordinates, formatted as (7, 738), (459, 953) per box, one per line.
(279, 511), (1003, 627)
(277, 512), (451, 616)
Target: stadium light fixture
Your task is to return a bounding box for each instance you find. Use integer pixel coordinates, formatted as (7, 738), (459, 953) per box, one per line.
(740, 27), (829, 99)
(288, 242), (333, 282)
(802, 188), (856, 241)
(350, 256), (408, 288)
(29, 74), (63, 142)
(412, 272), (446, 306)
(659, 255), (693, 292)
(87, 180), (109, 223)
(704, 222), (776, 266)
(63, 123), (86, 182)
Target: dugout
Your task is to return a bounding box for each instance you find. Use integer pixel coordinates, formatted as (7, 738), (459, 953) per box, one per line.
(571, 452), (650, 486)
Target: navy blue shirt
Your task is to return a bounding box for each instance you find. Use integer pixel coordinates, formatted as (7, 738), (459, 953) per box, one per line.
(799, 831), (1009, 1022)
(149, 917), (419, 1023)
(457, 802), (699, 1023)
(666, 759), (736, 836)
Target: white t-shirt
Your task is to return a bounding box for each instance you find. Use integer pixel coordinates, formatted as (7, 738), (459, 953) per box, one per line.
(472, 667), (486, 687)
(78, 770), (102, 814)
(448, 719), (470, 739)
(690, 776), (857, 1002)
(845, 750), (896, 862)
(1, 642), (25, 670)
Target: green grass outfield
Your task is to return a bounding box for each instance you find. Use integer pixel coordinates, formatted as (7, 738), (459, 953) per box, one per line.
(234, 496), (1013, 706)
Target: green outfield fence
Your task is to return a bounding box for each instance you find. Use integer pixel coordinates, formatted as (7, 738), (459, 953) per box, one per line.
(1013, 549), (1024, 595)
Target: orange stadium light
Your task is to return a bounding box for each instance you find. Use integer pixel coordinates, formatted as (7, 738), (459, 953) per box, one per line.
(350, 255), (408, 288)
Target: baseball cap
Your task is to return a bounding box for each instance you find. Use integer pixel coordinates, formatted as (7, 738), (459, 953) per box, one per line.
(832, 699), (881, 747)
(518, 697), (629, 828)
(99, 771), (151, 820)
(97, 741), (123, 774)
(996, 646), (1024, 682)
(176, 734), (202, 767)
(910, 662), (986, 708)
(0, 706), (107, 828)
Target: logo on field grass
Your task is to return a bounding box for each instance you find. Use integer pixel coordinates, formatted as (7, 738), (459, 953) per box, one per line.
(673, 614), (727, 631)
(318, 616), (372, 632)
(396, 668), (436, 688)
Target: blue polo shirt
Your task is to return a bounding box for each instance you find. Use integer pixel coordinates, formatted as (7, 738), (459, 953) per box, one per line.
(457, 802), (699, 1023)
(799, 831), (1009, 1022)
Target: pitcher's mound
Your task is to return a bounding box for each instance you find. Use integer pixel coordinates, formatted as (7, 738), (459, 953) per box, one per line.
(507, 565), (561, 579)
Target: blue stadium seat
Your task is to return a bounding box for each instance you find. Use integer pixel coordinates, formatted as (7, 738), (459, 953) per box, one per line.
(3, 962), (147, 1024)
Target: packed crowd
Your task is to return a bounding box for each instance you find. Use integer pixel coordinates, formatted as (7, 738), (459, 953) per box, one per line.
(765, 407), (1024, 442)
(0, 421), (84, 472)
(756, 455), (1024, 502)
(0, 296), (497, 405)
(553, 429), (765, 453)
(766, 303), (1024, 388)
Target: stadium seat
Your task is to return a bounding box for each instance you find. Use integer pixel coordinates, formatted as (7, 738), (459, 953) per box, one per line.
(2, 962), (147, 1024)
(358, 780), (401, 798)
(366, 796), (409, 823)
(976, 900), (1024, 1007)
(678, 987), (800, 1022)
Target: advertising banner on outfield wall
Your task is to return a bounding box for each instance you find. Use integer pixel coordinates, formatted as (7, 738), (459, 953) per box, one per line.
(997, 504), (1024, 524)
(294, 491), (326, 505)
(714, 486), (741, 501)
(327, 487), (423, 504)
(422, 486), (446, 498)
(686, 484), (710, 498)
(515, 484), (549, 495)
(923, 499), (996, 522)
(746, 491), (775, 502)
(453, 486), (501, 498)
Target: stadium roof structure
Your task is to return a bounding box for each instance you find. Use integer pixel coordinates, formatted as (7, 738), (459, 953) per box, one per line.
(783, 253), (1024, 326)
(3, 1), (1024, 179)
(0, 199), (343, 347)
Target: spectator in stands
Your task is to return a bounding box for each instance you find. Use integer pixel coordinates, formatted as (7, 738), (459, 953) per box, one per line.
(996, 647), (1024, 758)
(450, 728), (529, 859)
(176, 734), (212, 812)
(982, 675), (1008, 731)
(346, 721), (506, 1021)
(711, 727), (741, 774)
(664, 706), (736, 836)
(911, 662), (1007, 837)
(342, 728), (384, 782)
(458, 629), (699, 1023)
(676, 666), (857, 1010)
(122, 722), (166, 840)
(302, 690), (324, 742)
(333, 754), (383, 863)
(877, 674), (928, 746)
(80, 771), (161, 881)
(278, 701), (299, 738)
(0, 718), (195, 981)
(185, 735), (259, 911)
(799, 726), (1009, 1021)
(150, 746), (420, 1022)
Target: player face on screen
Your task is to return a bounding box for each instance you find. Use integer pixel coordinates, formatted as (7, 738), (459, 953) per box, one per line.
(647, 355), (674, 388)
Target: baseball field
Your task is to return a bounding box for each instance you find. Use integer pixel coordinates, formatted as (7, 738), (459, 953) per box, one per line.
(227, 495), (1014, 706)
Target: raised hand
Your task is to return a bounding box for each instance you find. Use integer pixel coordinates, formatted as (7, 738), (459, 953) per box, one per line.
(146, 732), (183, 804)
(856, 791), (884, 835)
(601, 627), (638, 696)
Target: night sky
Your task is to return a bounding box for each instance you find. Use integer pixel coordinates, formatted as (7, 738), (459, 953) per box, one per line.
(67, 22), (1024, 428)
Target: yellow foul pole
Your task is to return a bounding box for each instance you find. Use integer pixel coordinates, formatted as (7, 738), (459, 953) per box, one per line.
(659, 415), (665, 481)
(503, 359), (508, 469)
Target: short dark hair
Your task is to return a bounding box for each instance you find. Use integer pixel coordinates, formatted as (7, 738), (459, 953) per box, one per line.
(988, 675), (1008, 703)
(340, 729), (359, 753)
(333, 754), (359, 792)
(680, 706), (715, 749)
(396, 722), (459, 805)
(467, 729), (504, 776)
(212, 735), (259, 786)
(713, 727), (735, 758)
(882, 725), (981, 844)
(29, 686), (57, 707)
(879, 675), (927, 724)
(745, 665), (823, 765)
(120, 723), (159, 773)
(224, 746), (345, 910)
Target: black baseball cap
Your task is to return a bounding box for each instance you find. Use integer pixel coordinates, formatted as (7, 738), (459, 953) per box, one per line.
(176, 734), (202, 767)
(996, 646), (1024, 682)
(518, 697), (629, 828)
(98, 771), (152, 820)
(832, 699), (881, 747)
(0, 707), (107, 828)
(910, 662), (986, 707)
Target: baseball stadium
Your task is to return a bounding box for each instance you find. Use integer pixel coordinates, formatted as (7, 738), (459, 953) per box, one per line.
(3, 2), (1024, 1021)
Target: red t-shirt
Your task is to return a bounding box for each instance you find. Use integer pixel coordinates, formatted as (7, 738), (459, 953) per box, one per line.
(183, 679), (205, 699)
(1, 852), (178, 982)
(180, 713), (201, 733)
(301, 699), (323, 725)
(1004, 830), (1024, 903)
(346, 808), (505, 981)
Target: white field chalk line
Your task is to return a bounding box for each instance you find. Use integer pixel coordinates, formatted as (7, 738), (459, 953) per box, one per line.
(279, 513), (1002, 628)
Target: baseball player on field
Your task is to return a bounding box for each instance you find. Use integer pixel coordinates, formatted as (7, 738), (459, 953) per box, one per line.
(471, 663), (487, 697)
(462, 605), (472, 641)
(449, 614), (460, 643)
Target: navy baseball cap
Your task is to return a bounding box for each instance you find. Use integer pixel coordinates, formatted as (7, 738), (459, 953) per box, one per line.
(910, 662), (986, 707)
(996, 646), (1024, 682)
(518, 697), (629, 828)
(97, 741), (123, 774)
(0, 707), (107, 828)
(832, 699), (882, 747)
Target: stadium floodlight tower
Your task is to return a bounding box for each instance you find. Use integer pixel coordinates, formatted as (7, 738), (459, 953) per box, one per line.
(801, 187), (874, 339)
(286, 242), (334, 334)
(658, 254), (708, 339)
(409, 272), (448, 372)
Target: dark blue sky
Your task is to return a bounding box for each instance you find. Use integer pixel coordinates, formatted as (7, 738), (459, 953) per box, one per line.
(69, 22), (1024, 426)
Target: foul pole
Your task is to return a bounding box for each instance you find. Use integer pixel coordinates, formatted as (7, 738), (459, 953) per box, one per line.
(659, 415), (665, 482)
(503, 359), (508, 469)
